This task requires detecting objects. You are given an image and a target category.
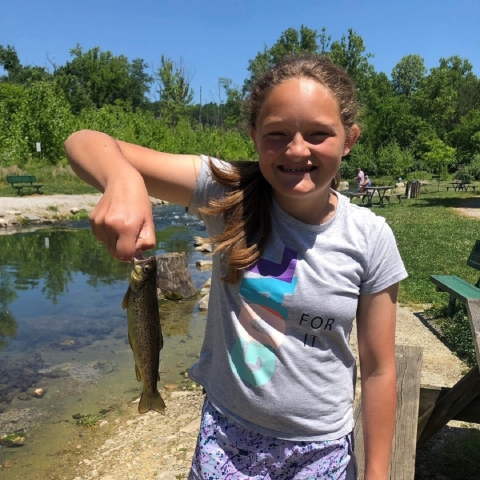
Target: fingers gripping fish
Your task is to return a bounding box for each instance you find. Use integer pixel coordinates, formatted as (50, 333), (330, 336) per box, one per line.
(122, 256), (166, 414)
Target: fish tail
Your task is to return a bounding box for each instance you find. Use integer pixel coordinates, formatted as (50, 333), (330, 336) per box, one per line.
(138, 389), (166, 414)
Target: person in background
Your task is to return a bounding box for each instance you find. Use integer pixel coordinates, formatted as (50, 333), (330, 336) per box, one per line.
(354, 167), (364, 191)
(359, 174), (372, 192)
(64, 53), (407, 480)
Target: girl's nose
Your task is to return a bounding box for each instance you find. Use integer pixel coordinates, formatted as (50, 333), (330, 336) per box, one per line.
(286, 134), (310, 160)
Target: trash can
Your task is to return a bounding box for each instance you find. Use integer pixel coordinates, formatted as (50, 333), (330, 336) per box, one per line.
(405, 180), (421, 199)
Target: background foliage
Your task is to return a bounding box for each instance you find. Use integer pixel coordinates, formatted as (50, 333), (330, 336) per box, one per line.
(1, 25), (479, 179)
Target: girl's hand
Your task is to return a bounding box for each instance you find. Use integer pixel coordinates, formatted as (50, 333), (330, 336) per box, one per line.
(89, 175), (156, 262)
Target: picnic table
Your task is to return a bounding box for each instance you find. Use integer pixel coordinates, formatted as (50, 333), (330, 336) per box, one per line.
(364, 186), (395, 206)
(340, 189), (365, 203)
(446, 181), (477, 192)
(418, 241), (480, 447)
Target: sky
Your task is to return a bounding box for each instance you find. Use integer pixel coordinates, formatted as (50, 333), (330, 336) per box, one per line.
(1, 0), (479, 104)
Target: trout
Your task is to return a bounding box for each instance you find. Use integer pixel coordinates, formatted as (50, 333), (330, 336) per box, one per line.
(122, 256), (166, 414)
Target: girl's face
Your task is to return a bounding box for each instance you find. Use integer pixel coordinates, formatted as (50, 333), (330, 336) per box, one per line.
(250, 77), (359, 221)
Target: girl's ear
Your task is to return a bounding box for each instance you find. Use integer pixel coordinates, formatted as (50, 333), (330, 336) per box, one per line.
(343, 125), (360, 157)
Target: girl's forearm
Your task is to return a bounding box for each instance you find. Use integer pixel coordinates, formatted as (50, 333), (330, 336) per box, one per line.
(64, 130), (143, 193)
(360, 370), (396, 480)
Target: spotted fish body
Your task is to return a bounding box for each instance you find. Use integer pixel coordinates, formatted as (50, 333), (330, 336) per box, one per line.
(122, 256), (166, 414)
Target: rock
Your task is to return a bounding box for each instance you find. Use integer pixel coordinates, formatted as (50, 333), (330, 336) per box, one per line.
(70, 208), (80, 214)
(0, 218), (7, 227)
(33, 388), (45, 397)
(21, 214), (42, 223)
(195, 244), (213, 253)
(196, 260), (212, 271)
(180, 417), (201, 433)
(164, 384), (180, 390)
(17, 392), (32, 401)
(199, 287), (210, 296)
(170, 391), (193, 398)
(199, 293), (209, 311)
(338, 181), (349, 191)
(156, 472), (179, 480)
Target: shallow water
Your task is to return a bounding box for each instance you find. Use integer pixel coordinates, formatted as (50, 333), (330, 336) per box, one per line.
(0, 204), (210, 478)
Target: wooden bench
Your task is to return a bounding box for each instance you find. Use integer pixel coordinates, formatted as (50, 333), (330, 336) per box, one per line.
(354, 345), (423, 479)
(417, 297), (480, 447)
(341, 190), (366, 203)
(6, 175), (44, 195)
(384, 193), (402, 204)
(430, 240), (480, 317)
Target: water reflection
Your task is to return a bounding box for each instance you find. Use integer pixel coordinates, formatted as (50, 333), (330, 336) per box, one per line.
(0, 203), (209, 398)
(0, 203), (210, 477)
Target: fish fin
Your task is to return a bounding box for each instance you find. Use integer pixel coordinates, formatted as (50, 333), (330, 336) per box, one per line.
(134, 363), (142, 382)
(122, 287), (131, 310)
(138, 389), (166, 415)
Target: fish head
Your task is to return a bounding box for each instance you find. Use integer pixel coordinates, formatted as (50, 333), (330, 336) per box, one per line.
(129, 256), (157, 292)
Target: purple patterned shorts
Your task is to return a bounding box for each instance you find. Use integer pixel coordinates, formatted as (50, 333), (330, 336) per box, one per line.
(188, 398), (357, 480)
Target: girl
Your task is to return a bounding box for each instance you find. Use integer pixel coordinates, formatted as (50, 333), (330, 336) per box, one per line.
(65, 54), (407, 480)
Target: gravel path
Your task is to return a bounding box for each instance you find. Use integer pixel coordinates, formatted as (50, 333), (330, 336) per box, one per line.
(0, 194), (102, 218)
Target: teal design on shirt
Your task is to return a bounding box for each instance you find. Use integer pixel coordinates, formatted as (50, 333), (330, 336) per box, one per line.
(229, 337), (276, 387)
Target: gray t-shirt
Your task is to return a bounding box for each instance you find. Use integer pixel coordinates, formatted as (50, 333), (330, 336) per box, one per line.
(188, 157), (408, 441)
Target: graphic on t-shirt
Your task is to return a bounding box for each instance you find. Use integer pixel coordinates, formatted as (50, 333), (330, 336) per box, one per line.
(229, 246), (298, 386)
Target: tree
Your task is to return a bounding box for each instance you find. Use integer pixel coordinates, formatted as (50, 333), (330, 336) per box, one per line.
(0, 44), (51, 85)
(218, 78), (244, 128)
(243, 25), (319, 93)
(448, 109), (480, 161)
(391, 55), (427, 96)
(411, 56), (477, 137)
(422, 138), (456, 174)
(328, 29), (375, 97)
(155, 55), (193, 127)
(55, 45), (153, 114)
(1, 81), (74, 165)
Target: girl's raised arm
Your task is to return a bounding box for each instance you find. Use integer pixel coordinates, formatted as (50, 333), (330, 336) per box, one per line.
(64, 129), (202, 261)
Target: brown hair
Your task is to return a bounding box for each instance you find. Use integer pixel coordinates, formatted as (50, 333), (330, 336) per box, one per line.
(201, 53), (358, 283)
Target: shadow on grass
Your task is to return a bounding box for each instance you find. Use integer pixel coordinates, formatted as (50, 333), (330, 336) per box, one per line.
(408, 195), (480, 210)
(413, 310), (451, 350)
(415, 425), (480, 480)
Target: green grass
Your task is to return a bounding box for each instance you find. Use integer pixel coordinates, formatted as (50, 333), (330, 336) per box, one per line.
(0, 164), (98, 196)
(436, 429), (480, 480)
(356, 186), (480, 307)
(350, 184), (480, 365)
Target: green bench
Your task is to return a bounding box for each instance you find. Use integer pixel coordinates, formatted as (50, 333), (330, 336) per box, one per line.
(430, 240), (480, 317)
(6, 175), (44, 195)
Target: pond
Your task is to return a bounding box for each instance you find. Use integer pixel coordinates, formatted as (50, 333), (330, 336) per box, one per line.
(0, 204), (210, 479)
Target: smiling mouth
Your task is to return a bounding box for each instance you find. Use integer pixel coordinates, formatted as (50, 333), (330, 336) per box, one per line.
(279, 166), (317, 173)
